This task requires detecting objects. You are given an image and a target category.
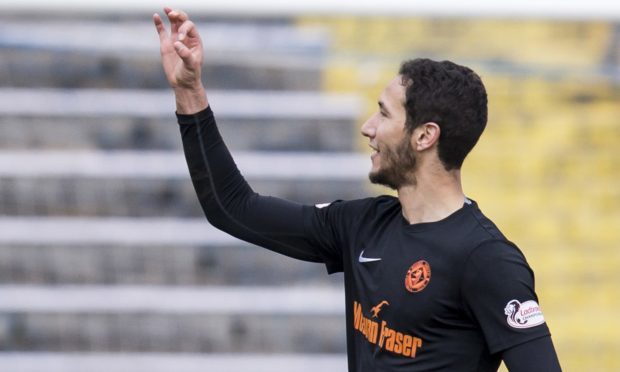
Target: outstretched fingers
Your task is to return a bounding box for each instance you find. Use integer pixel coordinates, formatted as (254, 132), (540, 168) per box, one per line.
(155, 7), (199, 53)
(153, 13), (168, 42)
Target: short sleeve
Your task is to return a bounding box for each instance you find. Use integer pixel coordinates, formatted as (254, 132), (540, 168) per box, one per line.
(461, 240), (551, 353)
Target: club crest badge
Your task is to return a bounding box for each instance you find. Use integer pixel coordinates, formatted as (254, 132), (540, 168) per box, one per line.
(404, 260), (431, 293)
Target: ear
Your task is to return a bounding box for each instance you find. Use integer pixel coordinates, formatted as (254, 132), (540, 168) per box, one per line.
(411, 122), (440, 151)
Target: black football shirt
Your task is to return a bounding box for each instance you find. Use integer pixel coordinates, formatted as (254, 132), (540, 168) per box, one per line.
(303, 196), (550, 371)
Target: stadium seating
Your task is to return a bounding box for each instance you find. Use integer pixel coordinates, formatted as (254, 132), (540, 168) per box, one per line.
(0, 13), (357, 371)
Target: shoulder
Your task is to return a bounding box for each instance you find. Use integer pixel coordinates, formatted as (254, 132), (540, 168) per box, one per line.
(304, 195), (400, 232)
(462, 199), (508, 241)
(451, 200), (532, 269)
(461, 237), (535, 298)
(455, 200), (523, 255)
(312, 195), (399, 216)
(466, 239), (530, 271)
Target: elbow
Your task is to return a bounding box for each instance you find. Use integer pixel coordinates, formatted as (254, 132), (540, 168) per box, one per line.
(202, 203), (230, 232)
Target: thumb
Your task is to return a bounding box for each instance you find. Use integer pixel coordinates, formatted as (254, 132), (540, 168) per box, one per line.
(174, 41), (196, 67)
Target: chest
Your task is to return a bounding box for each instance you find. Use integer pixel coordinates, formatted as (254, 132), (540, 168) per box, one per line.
(348, 224), (470, 331)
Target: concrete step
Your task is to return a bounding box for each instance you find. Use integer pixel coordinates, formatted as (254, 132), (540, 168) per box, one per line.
(0, 286), (346, 353)
(0, 150), (369, 216)
(0, 241), (342, 286)
(0, 150), (367, 180)
(0, 352), (347, 372)
(0, 177), (368, 217)
(0, 88), (362, 151)
(1, 47), (323, 91)
(0, 217), (344, 285)
(0, 178), (201, 217)
(0, 285), (344, 314)
(0, 20), (328, 90)
(0, 217), (235, 246)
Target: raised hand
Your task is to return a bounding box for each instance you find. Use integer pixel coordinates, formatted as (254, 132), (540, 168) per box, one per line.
(153, 7), (204, 90)
(154, 7), (207, 113)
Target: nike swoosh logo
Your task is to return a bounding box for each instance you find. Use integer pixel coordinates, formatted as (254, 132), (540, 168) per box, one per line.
(359, 250), (382, 263)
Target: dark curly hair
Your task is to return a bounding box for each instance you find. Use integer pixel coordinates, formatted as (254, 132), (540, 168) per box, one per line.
(399, 59), (488, 170)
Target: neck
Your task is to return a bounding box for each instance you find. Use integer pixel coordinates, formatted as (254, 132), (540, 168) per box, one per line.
(397, 167), (465, 225)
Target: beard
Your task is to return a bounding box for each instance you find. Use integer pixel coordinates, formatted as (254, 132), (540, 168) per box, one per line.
(368, 136), (418, 190)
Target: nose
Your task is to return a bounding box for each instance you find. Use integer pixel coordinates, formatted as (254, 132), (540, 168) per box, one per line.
(361, 114), (377, 139)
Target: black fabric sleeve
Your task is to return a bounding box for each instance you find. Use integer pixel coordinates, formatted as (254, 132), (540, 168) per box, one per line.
(301, 201), (354, 273)
(502, 335), (562, 371)
(461, 240), (552, 354)
(177, 107), (341, 268)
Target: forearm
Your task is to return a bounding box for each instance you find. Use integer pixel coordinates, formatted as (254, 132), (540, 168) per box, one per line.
(178, 107), (253, 228)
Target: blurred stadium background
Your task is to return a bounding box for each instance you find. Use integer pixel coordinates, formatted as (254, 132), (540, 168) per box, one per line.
(0, 1), (618, 371)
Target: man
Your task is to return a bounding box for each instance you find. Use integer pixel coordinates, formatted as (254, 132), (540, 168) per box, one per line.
(154, 8), (562, 371)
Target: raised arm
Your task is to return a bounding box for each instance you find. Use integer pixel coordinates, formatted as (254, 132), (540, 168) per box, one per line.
(153, 8), (342, 267)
